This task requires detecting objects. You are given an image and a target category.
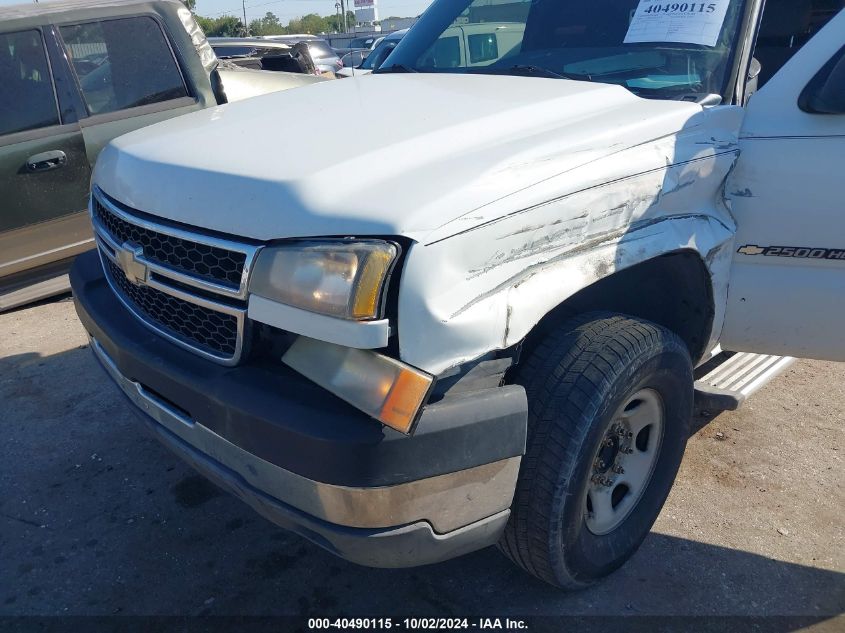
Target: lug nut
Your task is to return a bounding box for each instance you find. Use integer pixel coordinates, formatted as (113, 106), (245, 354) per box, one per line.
(612, 465), (625, 474)
(591, 475), (614, 487)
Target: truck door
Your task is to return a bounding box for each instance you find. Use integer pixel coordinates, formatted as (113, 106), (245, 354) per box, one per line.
(720, 10), (845, 361)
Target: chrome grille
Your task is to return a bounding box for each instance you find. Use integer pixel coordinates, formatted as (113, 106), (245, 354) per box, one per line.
(91, 187), (260, 365)
(92, 193), (248, 291)
(103, 258), (239, 357)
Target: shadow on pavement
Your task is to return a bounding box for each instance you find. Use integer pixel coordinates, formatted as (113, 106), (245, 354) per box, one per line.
(0, 340), (842, 624)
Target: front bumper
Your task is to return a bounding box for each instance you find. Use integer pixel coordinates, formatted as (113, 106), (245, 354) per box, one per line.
(71, 251), (528, 567)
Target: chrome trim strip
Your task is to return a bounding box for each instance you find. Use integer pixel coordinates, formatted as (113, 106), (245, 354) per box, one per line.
(92, 186), (261, 300)
(90, 337), (519, 534)
(97, 247), (246, 366)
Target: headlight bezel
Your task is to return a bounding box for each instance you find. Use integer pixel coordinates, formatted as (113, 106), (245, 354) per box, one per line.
(248, 238), (402, 323)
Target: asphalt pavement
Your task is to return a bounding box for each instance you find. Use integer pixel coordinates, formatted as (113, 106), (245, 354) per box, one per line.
(1, 296), (843, 629)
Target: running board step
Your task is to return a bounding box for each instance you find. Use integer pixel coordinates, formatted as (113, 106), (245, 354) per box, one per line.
(0, 273), (70, 312)
(694, 352), (795, 412)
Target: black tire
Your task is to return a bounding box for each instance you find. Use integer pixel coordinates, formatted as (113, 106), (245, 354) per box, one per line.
(499, 313), (693, 589)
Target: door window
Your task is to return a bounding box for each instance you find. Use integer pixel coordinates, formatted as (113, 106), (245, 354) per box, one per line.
(0, 30), (60, 136)
(469, 33), (499, 64)
(60, 17), (188, 116)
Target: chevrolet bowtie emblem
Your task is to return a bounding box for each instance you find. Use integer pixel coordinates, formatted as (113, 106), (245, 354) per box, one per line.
(737, 245), (766, 256)
(116, 242), (148, 285)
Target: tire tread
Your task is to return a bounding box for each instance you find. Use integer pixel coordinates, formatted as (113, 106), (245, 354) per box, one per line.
(499, 312), (688, 588)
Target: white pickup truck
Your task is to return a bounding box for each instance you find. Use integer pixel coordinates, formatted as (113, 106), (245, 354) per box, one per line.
(71, 0), (844, 589)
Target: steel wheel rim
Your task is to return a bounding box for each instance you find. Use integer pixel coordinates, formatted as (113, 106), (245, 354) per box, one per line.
(584, 388), (665, 536)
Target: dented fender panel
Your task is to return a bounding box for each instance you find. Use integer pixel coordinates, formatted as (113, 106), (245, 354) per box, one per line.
(398, 107), (744, 375)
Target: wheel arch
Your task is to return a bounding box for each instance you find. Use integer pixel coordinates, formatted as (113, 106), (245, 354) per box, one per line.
(518, 249), (715, 367)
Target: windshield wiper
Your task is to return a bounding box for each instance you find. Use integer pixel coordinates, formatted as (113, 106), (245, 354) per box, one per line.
(375, 64), (418, 74)
(470, 64), (593, 81)
(471, 65), (592, 81)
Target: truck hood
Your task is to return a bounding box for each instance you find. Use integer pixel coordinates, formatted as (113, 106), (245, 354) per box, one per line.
(94, 74), (704, 242)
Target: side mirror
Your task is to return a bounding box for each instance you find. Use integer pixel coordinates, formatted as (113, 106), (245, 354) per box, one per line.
(799, 46), (845, 114)
(744, 57), (762, 103)
(748, 57), (762, 81)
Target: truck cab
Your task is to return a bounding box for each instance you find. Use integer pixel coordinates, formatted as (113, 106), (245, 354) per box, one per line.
(70, 0), (844, 588)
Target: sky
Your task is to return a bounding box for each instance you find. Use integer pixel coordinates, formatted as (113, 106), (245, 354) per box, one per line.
(0, 0), (435, 23)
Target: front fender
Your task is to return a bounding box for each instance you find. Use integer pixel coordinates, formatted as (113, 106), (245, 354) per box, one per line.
(398, 137), (740, 375)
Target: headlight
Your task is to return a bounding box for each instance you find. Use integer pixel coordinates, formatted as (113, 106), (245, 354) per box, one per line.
(248, 240), (398, 320)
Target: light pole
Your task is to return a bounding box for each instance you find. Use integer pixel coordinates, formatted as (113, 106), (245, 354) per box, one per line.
(341, 0), (348, 33)
(242, 0), (248, 36)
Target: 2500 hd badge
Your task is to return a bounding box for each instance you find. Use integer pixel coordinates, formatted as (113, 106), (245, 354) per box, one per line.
(738, 245), (845, 260)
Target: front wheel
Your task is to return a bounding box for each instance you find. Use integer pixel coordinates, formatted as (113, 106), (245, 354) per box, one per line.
(499, 313), (693, 589)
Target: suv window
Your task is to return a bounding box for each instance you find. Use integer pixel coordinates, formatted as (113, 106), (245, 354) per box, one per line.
(0, 30), (60, 136)
(60, 17), (188, 116)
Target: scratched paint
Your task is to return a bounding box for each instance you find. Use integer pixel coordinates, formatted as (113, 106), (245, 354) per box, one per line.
(398, 105), (744, 375)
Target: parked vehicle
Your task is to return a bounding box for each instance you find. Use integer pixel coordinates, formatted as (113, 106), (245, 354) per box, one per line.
(400, 22), (527, 71)
(260, 35), (343, 74)
(71, 0), (844, 588)
(210, 37), (292, 69)
(349, 35), (384, 50)
(336, 29), (407, 77)
(335, 35), (385, 67)
(0, 0), (322, 311)
(210, 37), (323, 75)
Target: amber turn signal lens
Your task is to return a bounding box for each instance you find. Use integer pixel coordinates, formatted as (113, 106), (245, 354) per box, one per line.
(379, 369), (433, 434)
(282, 337), (434, 434)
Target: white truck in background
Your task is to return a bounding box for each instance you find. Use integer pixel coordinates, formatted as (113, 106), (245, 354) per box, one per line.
(71, 0), (844, 589)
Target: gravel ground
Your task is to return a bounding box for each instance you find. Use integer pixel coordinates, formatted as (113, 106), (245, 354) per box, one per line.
(1, 295), (843, 625)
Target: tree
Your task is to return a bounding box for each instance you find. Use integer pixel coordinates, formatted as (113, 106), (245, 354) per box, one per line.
(194, 8), (362, 39)
(325, 11), (356, 33)
(285, 13), (330, 35)
(248, 12), (284, 37)
(195, 15), (244, 37)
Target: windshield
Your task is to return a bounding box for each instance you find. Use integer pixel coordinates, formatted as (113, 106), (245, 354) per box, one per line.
(383, 0), (749, 100)
(361, 38), (401, 70)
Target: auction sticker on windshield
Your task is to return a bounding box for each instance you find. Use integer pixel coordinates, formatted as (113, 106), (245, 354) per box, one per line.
(624, 0), (731, 47)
